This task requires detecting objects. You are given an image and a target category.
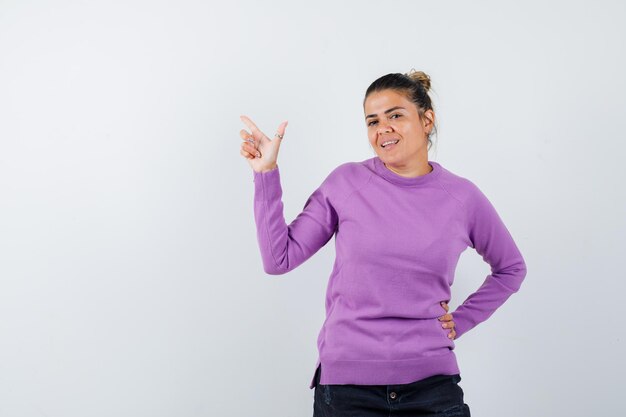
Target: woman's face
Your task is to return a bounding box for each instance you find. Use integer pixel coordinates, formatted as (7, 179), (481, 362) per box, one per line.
(364, 89), (433, 167)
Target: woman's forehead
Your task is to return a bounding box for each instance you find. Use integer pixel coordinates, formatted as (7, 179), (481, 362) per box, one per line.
(364, 90), (413, 114)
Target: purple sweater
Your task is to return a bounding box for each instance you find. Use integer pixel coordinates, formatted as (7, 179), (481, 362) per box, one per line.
(252, 156), (527, 389)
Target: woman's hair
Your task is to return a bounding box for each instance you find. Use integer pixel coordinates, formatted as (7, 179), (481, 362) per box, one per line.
(363, 69), (438, 150)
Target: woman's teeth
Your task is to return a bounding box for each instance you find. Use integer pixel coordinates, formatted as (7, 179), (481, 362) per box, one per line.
(382, 140), (399, 148)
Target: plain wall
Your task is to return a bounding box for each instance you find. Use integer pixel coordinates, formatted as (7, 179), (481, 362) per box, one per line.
(0, 0), (624, 416)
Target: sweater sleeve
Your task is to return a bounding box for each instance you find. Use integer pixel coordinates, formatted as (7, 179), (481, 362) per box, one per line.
(252, 165), (339, 275)
(451, 183), (527, 340)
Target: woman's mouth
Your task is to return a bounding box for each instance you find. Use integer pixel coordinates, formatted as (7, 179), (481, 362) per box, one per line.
(381, 139), (399, 150)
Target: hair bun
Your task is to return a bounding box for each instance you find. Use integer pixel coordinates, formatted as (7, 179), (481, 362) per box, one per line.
(405, 68), (431, 92)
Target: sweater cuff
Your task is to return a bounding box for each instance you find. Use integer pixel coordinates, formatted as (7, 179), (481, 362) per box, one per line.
(253, 165), (281, 201)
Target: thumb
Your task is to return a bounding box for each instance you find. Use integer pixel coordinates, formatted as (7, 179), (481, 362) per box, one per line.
(271, 120), (288, 147)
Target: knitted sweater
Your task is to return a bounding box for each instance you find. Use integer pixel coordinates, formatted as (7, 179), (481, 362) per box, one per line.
(251, 156), (527, 389)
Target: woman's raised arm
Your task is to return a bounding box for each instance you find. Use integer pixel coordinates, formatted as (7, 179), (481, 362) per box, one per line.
(239, 115), (339, 275)
(252, 167), (338, 274)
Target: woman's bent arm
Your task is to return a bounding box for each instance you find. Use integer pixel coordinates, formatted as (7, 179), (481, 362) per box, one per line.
(253, 165), (338, 275)
(451, 183), (528, 339)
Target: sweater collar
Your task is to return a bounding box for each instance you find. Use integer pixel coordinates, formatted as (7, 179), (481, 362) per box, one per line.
(372, 156), (442, 187)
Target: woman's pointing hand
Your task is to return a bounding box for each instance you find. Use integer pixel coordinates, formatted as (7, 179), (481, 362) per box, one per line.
(239, 115), (288, 173)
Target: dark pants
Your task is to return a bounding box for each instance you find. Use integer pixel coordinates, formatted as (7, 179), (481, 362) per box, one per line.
(313, 365), (471, 417)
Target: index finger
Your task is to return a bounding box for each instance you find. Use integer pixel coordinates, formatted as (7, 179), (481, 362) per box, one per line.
(240, 115), (266, 138)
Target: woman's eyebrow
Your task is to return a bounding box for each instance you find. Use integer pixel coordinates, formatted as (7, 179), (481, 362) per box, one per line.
(365, 106), (405, 119)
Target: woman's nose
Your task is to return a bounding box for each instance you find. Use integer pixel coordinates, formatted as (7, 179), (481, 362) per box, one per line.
(377, 122), (392, 134)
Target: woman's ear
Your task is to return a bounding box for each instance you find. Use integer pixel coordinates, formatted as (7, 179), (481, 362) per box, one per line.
(423, 109), (435, 130)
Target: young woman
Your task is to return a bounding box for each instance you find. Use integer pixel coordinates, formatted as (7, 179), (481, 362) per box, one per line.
(239, 70), (527, 417)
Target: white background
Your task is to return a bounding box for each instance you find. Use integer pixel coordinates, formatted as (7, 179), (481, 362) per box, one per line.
(1, 1), (624, 416)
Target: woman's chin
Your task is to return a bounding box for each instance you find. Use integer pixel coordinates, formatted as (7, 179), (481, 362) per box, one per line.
(379, 153), (400, 163)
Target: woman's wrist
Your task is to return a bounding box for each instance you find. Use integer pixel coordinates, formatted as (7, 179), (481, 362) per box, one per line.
(256, 163), (278, 173)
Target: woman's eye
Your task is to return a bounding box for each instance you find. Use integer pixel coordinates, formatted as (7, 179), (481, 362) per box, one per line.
(368, 114), (400, 126)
